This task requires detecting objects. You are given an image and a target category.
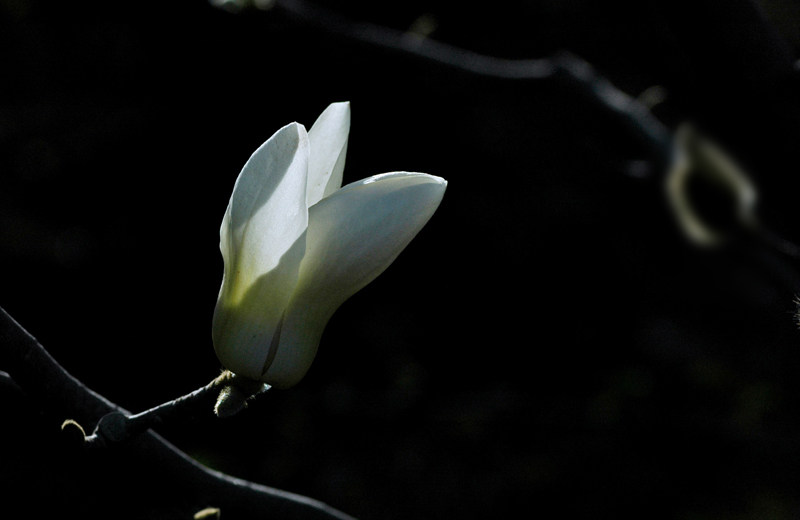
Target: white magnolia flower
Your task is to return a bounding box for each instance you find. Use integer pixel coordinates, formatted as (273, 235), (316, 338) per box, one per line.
(212, 102), (447, 388)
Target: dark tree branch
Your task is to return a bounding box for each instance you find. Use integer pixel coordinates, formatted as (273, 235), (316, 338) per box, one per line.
(0, 306), (356, 520)
(0, 306), (125, 426)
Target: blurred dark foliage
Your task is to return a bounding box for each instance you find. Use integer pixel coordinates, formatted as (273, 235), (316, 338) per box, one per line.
(4, 0), (800, 518)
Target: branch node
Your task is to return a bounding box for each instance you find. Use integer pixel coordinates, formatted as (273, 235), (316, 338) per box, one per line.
(94, 411), (131, 443)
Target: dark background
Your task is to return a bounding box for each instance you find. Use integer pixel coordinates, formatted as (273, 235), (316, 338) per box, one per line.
(4, 0), (800, 518)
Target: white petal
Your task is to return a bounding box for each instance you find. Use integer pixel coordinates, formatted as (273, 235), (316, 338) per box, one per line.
(213, 123), (310, 380)
(307, 102), (350, 207)
(261, 172), (447, 387)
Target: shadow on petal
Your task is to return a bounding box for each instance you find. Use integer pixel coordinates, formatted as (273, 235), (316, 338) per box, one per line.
(228, 123), (308, 235)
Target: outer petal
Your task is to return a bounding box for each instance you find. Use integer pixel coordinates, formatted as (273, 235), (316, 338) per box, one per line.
(213, 123), (310, 380)
(306, 102), (350, 207)
(262, 172), (447, 387)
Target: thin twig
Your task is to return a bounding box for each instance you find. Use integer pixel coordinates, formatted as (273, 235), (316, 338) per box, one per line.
(85, 379), (221, 446)
(82, 371), (267, 446)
